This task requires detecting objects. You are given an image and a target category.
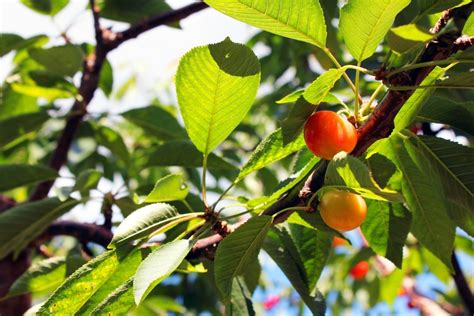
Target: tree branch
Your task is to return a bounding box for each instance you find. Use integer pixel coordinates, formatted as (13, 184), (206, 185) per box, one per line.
(89, 0), (103, 47)
(451, 251), (474, 314)
(29, 2), (209, 201)
(43, 221), (113, 248)
(106, 2), (208, 50)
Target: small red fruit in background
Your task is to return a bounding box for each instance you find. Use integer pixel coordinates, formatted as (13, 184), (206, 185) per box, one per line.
(350, 261), (369, 280)
(263, 294), (280, 311)
(407, 300), (416, 309)
(304, 111), (357, 160)
(319, 190), (367, 232)
(332, 236), (347, 247)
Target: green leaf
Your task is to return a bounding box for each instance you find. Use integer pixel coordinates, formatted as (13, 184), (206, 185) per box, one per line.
(290, 224), (331, 293)
(418, 136), (474, 236)
(7, 257), (66, 298)
(389, 135), (455, 269)
(236, 129), (305, 182)
(226, 277), (255, 316)
(0, 34), (48, 59)
(94, 125), (130, 163)
(11, 70), (77, 100)
(146, 140), (237, 170)
(134, 239), (193, 304)
(367, 154), (398, 188)
(361, 200), (411, 268)
(144, 174), (189, 203)
(393, 67), (445, 134)
(0, 84), (38, 120)
(176, 37), (260, 154)
(0, 111), (49, 149)
(247, 157), (319, 212)
(277, 90), (342, 105)
(72, 169), (102, 193)
(437, 72), (474, 87)
(20, 0), (69, 15)
(90, 278), (134, 316)
(77, 250), (142, 314)
(98, 0), (172, 24)
(214, 216), (272, 301)
(379, 269), (404, 306)
(416, 0), (468, 16)
(0, 164), (58, 192)
(421, 247), (451, 283)
(387, 24), (434, 55)
(287, 210), (347, 238)
(122, 106), (187, 140)
(0, 33), (24, 57)
(303, 69), (345, 105)
(417, 96), (474, 135)
(11, 82), (73, 100)
(276, 89), (304, 104)
(463, 12), (474, 35)
(0, 198), (79, 260)
(110, 203), (179, 248)
(263, 228), (326, 315)
(280, 96), (314, 145)
(340, 0), (410, 61)
(38, 248), (133, 315)
(325, 153), (403, 202)
(29, 44), (84, 77)
(204, 0), (326, 48)
(242, 257), (260, 295)
(99, 59), (114, 97)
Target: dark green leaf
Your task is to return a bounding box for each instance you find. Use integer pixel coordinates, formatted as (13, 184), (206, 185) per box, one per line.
(0, 198), (79, 260)
(263, 228), (326, 315)
(29, 44), (84, 77)
(20, 0), (69, 15)
(7, 257), (66, 298)
(389, 135), (455, 269)
(94, 125), (130, 163)
(325, 153), (403, 202)
(146, 140), (237, 170)
(417, 96), (474, 135)
(226, 277), (255, 316)
(98, 0), (172, 24)
(72, 169), (102, 193)
(0, 164), (58, 192)
(0, 112), (49, 149)
(99, 59), (113, 97)
(361, 200), (411, 268)
(236, 128), (305, 182)
(367, 154), (398, 188)
(280, 96), (314, 144)
(290, 224), (332, 293)
(122, 106), (187, 140)
(0, 33), (24, 57)
(393, 67), (445, 134)
(214, 216), (272, 301)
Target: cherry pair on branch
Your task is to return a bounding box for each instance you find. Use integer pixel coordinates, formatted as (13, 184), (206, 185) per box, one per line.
(304, 110), (367, 232)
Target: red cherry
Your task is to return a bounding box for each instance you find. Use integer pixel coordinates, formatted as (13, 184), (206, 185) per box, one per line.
(350, 261), (369, 280)
(304, 111), (357, 160)
(407, 300), (416, 309)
